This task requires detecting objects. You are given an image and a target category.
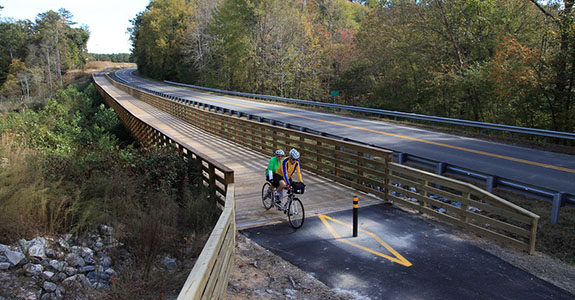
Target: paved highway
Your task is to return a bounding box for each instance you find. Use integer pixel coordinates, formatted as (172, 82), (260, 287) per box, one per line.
(114, 69), (575, 195)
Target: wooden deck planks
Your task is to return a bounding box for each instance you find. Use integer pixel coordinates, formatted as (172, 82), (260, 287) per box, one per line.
(96, 77), (383, 229)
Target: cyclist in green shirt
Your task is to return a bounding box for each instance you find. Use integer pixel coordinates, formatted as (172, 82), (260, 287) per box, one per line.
(266, 149), (284, 183)
(266, 149), (284, 203)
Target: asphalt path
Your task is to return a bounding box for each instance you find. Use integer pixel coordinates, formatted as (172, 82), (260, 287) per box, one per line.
(113, 69), (575, 195)
(241, 204), (574, 300)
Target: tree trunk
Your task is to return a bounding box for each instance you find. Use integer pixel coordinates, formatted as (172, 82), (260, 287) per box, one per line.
(55, 26), (63, 87)
(44, 48), (54, 93)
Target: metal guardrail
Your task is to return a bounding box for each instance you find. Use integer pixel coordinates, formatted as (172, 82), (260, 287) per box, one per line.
(164, 80), (575, 141)
(110, 71), (574, 223)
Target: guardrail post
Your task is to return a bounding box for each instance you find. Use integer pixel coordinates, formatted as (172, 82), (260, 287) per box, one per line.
(486, 176), (497, 193)
(398, 152), (407, 164)
(436, 162), (446, 175)
(551, 192), (566, 224)
(436, 162), (446, 189)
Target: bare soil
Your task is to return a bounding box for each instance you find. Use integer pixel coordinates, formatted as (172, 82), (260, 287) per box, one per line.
(226, 233), (355, 299)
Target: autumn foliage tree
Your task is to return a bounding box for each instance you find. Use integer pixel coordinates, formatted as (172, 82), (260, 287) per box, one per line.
(129, 0), (575, 133)
(129, 0), (192, 80)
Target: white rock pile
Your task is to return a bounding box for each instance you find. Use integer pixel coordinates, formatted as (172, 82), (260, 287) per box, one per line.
(0, 225), (123, 300)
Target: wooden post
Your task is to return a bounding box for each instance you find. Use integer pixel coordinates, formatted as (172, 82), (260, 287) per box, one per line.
(357, 151), (364, 186)
(209, 164), (216, 198)
(462, 192), (470, 223)
(224, 171), (235, 185)
(334, 144), (340, 177)
(384, 155), (391, 202)
(529, 217), (539, 255)
(419, 180), (427, 213)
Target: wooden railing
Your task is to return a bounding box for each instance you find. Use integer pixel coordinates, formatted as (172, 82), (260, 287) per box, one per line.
(388, 163), (539, 254)
(93, 74), (235, 299)
(177, 184), (235, 299)
(107, 75), (393, 202)
(104, 73), (540, 255)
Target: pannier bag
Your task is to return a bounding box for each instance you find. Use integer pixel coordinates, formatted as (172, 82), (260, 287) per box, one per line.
(291, 182), (306, 194)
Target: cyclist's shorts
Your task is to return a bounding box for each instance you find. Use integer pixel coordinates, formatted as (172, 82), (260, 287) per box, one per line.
(271, 173), (284, 188)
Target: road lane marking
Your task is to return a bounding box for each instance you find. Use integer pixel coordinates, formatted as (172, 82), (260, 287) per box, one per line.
(318, 214), (412, 267)
(125, 72), (575, 174)
(192, 94), (575, 174)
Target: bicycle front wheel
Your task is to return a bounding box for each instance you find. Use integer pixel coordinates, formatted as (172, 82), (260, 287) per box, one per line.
(287, 198), (305, 229)
(262, 182), (273, 209)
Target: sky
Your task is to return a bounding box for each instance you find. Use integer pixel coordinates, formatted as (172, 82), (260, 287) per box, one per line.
(0, 0), (150, 54)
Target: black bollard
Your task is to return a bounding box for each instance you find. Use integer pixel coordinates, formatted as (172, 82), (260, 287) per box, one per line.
(353, 196), (358, 237)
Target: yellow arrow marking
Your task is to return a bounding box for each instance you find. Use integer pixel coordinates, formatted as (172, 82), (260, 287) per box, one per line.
(318, 214), (412, 267)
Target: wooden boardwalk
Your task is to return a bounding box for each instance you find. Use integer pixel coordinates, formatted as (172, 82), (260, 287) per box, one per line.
(96, 76), (383, 229)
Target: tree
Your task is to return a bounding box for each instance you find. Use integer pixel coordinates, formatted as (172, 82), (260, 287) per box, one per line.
(338, 0), (554, 127)
(205, 0), (324, 98)
(0, 20), (31, 86)
(34, 9), (77, 87)
(206, 0), (254, 90)
(0, 9), (88, 100)
(129, 0), (191, 80)
(528, 0), (575, 132)
(89, 53), (133, 62)
(188, 0), (222, 82)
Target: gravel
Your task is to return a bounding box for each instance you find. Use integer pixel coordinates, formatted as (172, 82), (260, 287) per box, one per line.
(226, 233), (355, 300)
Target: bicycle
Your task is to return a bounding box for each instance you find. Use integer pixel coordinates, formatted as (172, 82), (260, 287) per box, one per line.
(262, 181), (305, 229)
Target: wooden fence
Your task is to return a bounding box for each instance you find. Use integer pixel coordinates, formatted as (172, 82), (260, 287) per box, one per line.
(104, 73), (540, 256)
(387, 163), (539, 253)
(93, 74), (235, 299)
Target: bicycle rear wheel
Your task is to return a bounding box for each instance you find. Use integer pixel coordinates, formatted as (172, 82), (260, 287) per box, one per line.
(262, 182), (273, 209)
(287, 198), (305, 229)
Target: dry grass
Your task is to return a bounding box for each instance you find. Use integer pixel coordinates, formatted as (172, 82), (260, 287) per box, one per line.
(83, 61), (136, 74)
(64, 61), (136, 89)
(0, 133), (83, 241)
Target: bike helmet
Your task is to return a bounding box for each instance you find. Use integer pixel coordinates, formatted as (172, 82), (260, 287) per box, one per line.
(289, 148), (300, 159)
(275, 149), (285, 156)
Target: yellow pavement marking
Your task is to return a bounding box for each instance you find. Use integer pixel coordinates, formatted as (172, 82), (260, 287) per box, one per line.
(127, 73), (575, 174)
(318, 214), (412, 267)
